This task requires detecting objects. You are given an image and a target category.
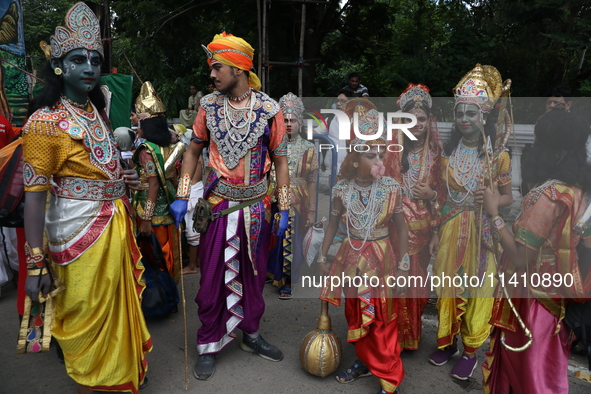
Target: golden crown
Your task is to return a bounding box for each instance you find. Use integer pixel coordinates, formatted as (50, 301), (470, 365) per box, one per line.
(453, 64), (503, 113)
(135, 81), (166, 115)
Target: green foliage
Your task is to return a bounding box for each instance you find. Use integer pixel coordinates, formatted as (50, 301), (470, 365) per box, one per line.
(20, 0), (591, 115)
(22, 0), (77, 71)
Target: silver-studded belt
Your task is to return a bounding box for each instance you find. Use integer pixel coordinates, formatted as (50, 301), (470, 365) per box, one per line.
(52, 177), (126, 201)
(211, 178), (268, 202)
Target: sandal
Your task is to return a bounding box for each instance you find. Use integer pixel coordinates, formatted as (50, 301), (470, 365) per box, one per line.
(278, 285), (292, 300)
(335, 359), (372, 383)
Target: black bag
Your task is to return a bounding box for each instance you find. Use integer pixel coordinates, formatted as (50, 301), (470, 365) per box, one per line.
(565, 243), (591, 369)
(0, 141), (24, 228)
(565, 301), (591, 369)
(137, 233), (179, 319)
(192, 197), (214, 234)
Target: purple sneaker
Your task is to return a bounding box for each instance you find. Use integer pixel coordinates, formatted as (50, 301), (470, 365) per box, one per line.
(450, 354), (478, 380)
(428, 345), (460, 366)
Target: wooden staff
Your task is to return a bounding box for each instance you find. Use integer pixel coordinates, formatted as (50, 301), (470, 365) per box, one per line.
(178, 228), (189, 388)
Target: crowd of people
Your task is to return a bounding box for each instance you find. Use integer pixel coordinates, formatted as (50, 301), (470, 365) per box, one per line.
(1, 2), (590, 394)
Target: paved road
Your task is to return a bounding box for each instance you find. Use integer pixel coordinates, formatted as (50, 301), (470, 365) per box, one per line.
(1, 272), (590, 394)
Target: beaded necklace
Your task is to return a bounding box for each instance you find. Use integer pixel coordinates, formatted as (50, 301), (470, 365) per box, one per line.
(287, 135), (306, 176)
(229, 87), (252, 102)
(223, 92), (256, 143)
(62, 96), (89, 109)
(60, 96), (112, 165)
(447, 138), (482, 204)
(402, 136), (429, 199)
(345, 179), (382, 251)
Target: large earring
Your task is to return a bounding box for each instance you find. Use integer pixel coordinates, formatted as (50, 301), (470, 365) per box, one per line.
(353, 162), (358, 168)
(54, 67), (63, 76)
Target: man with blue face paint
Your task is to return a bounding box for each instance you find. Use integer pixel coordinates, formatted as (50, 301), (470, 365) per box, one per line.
(21, 3), (151, 393)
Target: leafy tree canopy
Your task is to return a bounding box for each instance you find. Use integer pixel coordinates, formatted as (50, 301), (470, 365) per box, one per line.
(20, 0), (591, 118)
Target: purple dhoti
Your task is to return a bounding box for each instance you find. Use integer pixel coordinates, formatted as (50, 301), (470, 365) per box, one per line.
(196, 199), (270, 355)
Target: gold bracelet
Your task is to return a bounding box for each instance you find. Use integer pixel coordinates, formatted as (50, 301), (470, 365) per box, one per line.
(27, 267), (48, 276)
(25, 242), (46, 269)
(277, 184), (291, 211)
(143, 199), (156, 221)
(317, 255), (327, 264)
(176, 173), (192, 199)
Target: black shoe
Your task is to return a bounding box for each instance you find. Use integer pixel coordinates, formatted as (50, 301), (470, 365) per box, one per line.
(139, 376), (148, 389)
(194, 354), (216, 380)
(55, 341), (64, 364)
(240, 334), (283, 361)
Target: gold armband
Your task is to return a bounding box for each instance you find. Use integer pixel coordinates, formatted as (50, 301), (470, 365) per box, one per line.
(143, 199), (156, 221)
(277, 184), (291, 211)
(25, 242), (46, 269)
(176, 173), (192, 200)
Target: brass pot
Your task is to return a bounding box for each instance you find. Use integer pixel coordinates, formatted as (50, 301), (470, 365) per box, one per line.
(299, 300), (342, 377)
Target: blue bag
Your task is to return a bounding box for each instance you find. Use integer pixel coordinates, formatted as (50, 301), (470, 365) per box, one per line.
(137, 232), (179, 319)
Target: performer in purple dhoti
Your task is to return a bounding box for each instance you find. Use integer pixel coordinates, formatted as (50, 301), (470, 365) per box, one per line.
(169, 32), (290, 381)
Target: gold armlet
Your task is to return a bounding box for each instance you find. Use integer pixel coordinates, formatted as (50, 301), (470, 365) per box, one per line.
(277, 184), (291, 211)
(176, 173), (192, 200)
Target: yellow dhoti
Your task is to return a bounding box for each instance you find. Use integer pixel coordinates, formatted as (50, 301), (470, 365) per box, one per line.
(53, 199), (152, 393)
(433, 208), (497, 350)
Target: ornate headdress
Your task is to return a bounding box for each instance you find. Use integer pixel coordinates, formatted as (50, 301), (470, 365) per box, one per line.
(202, 32), (261, 91)
(40, 2), (104, 60)
(135, 81), (166, 120)
(349, 109), (386, 146)
(453, 64), (503, 113)
(279, 92), (305, 126)
(397, 83), (432, 110)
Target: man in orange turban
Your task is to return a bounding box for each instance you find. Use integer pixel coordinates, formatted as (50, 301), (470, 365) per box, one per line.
(201, 32), (262, 91)
(170, 32), (290, 381)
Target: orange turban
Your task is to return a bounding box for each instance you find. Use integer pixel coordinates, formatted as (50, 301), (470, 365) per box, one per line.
(202, 32), (262, 91)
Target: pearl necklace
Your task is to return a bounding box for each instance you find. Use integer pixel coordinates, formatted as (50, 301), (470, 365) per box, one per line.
(447, 139), (482, 204)
(223, 92), (256, 143)
(403, 150), (422, 198)
(345, 179), (382, 251)
(403, 137), (429, 199)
